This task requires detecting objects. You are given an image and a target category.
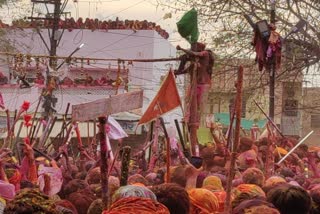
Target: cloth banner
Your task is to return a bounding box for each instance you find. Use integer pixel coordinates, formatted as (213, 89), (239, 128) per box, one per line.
(176, 8), (199, 44)
(106, 116), (128, 140)
(138, 71), (181, 125)
(37, 165), (63, 196)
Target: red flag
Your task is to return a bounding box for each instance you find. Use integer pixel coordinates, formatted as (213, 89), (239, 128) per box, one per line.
(138, 71), (181, 125)
(0, 92), (4, 109)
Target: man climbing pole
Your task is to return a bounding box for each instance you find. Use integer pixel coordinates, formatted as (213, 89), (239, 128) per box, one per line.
(175, 8), (214, 156)
(175, 42), (214, 155)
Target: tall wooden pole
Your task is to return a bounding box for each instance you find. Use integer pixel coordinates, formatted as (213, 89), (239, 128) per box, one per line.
(189, 63), (199, 156)
(98, 117), (108, 207)
(269, 0), (276, 120)
(160, 117), (171, 183)
(224, 66), (244, 213)
(120, 146), (131, 186)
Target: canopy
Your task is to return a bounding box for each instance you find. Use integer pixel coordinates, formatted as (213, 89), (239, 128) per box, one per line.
(214, 113), (267, 130)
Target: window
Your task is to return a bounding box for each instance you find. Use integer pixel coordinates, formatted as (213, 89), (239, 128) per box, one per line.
(229, 98), (246, 118)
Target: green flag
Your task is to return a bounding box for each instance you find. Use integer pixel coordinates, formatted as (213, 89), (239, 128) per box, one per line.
(176, 8), (199, 44)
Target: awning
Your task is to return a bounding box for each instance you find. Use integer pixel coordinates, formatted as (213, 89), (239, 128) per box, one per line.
(214, 113), (267, 130)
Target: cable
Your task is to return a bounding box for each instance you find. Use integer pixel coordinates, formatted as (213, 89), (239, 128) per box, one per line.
(82, 31), (136, 57)
(102, 0), (147, 20)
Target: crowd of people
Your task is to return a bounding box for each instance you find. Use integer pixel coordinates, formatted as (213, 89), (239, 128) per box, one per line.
(0, 17), (169, 39)
(0, 133), (320, 214)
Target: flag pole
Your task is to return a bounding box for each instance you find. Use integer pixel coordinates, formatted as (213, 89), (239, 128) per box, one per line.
(160, 117), (171, 183)
(224, 66), (244, 213)
(277, 130), (314, 165)
(98, 116), (109, 208)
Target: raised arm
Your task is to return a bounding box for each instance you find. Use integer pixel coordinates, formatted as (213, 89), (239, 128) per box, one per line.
(176, 45), (207, 57)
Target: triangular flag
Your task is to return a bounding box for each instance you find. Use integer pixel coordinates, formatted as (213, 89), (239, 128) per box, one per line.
(138, 71), (181, 125)
(176, 8), (199, 44)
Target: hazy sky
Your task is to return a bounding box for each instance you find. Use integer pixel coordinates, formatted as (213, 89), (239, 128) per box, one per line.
(64, 0), (184, 42)
(0, 0), (188, 45)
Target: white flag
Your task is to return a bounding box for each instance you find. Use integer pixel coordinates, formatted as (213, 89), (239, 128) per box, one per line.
(107, 116), (128, 140)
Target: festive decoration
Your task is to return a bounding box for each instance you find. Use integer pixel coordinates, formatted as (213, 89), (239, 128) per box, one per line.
(23, 114), (32, 127)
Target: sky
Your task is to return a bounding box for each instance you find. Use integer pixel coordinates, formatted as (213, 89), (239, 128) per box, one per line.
(0, 0), (187, 45)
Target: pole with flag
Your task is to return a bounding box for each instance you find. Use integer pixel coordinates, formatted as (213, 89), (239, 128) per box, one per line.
(138, 71), (182, 125)
(138, 70), (182, 182)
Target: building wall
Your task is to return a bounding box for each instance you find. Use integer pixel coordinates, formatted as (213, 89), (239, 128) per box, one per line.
(0, 29), (180, 137)
(0, 29), (178, 112)
(208, 59), (303, 135)
(301, 87), (320, 145)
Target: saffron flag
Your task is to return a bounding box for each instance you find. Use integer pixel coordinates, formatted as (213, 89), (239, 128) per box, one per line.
(176, 8), (199, 44)
(138, 71), (181, 125)
(0, 92), (4, 109)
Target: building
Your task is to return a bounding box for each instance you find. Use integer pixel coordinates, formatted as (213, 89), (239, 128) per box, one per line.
(301, 87), (320, 145)
(206, 58), (303, 136)
(0, 24), (182, 146)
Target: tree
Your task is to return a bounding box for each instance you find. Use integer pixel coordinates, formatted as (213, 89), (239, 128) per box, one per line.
(158, 0), (320, 74)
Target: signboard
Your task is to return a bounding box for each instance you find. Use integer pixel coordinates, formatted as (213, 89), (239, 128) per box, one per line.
(281, 114), (301, 137)
(72, 90), (143, 122)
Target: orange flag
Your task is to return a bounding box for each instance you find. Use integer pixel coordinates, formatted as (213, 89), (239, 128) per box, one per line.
(138, 71), (181, 125)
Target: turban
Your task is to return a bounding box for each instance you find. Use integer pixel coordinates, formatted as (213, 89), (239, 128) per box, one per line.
(202, 176), (224, 191)
(103, 197), (169, 214)
(188, 188), (219, 214)
(112, 185), (157, 203)
(232, 184), (266, 200)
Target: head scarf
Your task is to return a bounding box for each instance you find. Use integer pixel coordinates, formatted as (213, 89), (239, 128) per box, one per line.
(202, 176), (224, 191)
(87, 199), (103, 214)
(128, 174), (148, 186)
(213, 191), (226, 213)
(265, 176), (286, 188)
(55, 200), (78, 214)
(232, 184), (266, 200)
(66, 189), (96, 214)
(238, 149), (257, 170)
(145, 173), (158, 185)
(233, 198), (280, 214)
(86, 167), (101, 185)
(5, 168), (22, 191)
(103, 197), (170, 214)
(112, 185), (157, 203)
(4, 188), (57, 214)
(0, 180), (15, 200)
(188, 188), (219, 214)
(242, 168), (265, 187)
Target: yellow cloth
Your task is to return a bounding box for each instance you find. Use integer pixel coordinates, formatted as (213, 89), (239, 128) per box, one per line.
(188, 188), (219, 214)
(274, 147), (288, 156)
(202, 176), (224, 191)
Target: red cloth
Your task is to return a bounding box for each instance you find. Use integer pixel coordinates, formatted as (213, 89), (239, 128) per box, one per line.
(138, 71), (181, 125)
(103, 197), (170, 214)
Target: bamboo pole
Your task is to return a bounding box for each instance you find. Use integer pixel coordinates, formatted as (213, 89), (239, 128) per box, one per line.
(28, 97), (42, 137)
(147, 121), (154, 164)
(224, 66), (244, 214)
(120, 146), (131, 186)
(160, 117), (171, 183)
(189, 62), (199, 156)
(0, 51), (180, 62)
(98, 116), (109, 207)
(13, 122), (24, 164)
(277, 130), (314, 164)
